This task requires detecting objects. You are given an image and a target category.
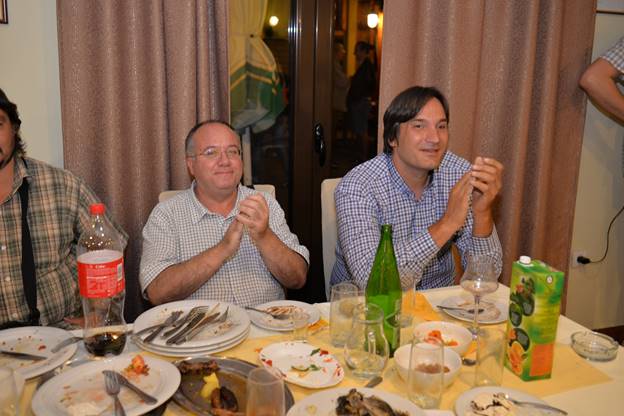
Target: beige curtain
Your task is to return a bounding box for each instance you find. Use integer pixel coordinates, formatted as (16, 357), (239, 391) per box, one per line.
(380, 0), (595, 310)
(57, 0), (230, 320)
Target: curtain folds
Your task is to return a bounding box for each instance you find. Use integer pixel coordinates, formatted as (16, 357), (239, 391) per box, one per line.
(56, 0), (229, 321)
(380, 0), (595, 309)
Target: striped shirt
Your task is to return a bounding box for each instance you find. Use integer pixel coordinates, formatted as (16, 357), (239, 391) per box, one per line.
(602, 36), (624, 82)
(140, 184), (309, 307)
(0, 157), (127, 327)
(330, 152), (502, 290)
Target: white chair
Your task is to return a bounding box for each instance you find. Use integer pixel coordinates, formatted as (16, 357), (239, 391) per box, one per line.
(158, 184), (275, 202)
(321, 178), (341, 300)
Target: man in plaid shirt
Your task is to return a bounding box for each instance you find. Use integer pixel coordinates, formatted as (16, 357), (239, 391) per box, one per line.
(331, 86), (503, 291)
(0, 88), (127, 328)
(580, 36), (624, 123)
(140, 120), (308, 307)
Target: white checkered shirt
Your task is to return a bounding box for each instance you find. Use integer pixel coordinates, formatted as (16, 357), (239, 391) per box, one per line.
(330, 152), (502, 290)
(140, 184), (309, 307)
(602, 36), (624, 82)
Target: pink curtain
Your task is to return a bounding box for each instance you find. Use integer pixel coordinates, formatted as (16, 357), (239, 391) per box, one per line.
(57, 0), (230, 320)
(379, 0), (596, 310)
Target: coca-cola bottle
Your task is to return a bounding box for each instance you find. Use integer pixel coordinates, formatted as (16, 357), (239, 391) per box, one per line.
(77, 203), (127, 356)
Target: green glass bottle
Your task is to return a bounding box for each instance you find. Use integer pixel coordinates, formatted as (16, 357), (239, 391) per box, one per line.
(365, 224), (402, 356)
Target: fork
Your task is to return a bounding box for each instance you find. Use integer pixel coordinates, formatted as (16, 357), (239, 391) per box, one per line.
(176, 307), (230, 344)
(162, 306), (213, 338)
(494, 392), (568, 415)
(165, 305), (218, 344)
(103, 370), (157, 404)
(245, 306), (292, 320)
(143, 310), (184, 343)
(104, 370), (127, 416)
(437, 305), (485, 314)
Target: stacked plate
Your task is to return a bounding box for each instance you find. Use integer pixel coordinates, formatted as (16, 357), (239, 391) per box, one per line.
(132, 300), (250, 357)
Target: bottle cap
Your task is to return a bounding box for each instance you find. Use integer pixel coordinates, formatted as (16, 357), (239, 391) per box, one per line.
(90, 203), (106, 215)
(519, 255), (531, 265)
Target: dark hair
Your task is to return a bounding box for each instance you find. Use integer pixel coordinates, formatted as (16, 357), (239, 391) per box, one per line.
(184, 119), (238, 155)
(382, 86), (450, 154)
(355, 41), (372, 54)
(0, 88), (25, 156)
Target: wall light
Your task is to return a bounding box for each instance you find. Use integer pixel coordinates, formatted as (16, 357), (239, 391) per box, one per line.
(269, 15), (279, 27)
(367, 13), (379, 29)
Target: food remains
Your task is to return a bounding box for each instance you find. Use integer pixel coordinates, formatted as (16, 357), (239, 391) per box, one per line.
(336, 388), (408, 416)
(415, 362), (450, 374)
(427, 329), (458, 347)
(466, 393), (513, 416)
(179, 359), (242, 415)
(178, 359), (220, 375)
(124, 354), (150, 376)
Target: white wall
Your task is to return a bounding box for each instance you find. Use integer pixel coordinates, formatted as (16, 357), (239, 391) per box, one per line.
(567, 13), (624, 329)
(0, 0), (63, 167)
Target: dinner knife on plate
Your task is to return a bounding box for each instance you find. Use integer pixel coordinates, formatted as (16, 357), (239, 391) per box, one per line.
(0, 349), (48, 361)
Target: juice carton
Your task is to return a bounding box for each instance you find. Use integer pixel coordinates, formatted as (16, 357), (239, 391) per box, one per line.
(505, 256), (564, 381)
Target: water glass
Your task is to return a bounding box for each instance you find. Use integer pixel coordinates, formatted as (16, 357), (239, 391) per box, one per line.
(329, 282), (361, 347)
(290, 311), (309, 341)
(246, 367), (285, 416)
(475, 327), (506, 386)
(406, 336), (444, 409)
(0, 367), (19, 416)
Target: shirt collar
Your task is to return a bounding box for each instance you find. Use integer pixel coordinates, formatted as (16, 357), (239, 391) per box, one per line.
(188, 181), (242, 224)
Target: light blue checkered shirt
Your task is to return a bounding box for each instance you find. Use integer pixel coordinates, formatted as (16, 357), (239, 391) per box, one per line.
(602, 36), (624, 82)
(140, 184), (309, 306)
(330, 152), (502, 290)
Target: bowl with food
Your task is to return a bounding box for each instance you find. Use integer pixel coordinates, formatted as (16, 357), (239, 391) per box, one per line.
(413, 321), (472, 356)
(394, 343), (461, 388)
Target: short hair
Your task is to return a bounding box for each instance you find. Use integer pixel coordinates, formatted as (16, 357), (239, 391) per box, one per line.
(184, 119), (238, 156)
(354, 41), (372, 54)
(382, 86), (450, 154)
(0, 88), (25, 156)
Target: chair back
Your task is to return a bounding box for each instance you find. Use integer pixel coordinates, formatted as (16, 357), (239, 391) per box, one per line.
(321, 178), (341, 300)
(158, 184), (275, 202)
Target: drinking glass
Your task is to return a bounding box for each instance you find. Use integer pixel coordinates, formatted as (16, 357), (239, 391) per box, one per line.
(398, 274), (416, 329)
(329, 282), (361, 347)
(245, 367), (285, 416)
(406, 335), (444, 409)
(474, 327), (506, 386)
(0, 367), (19, 416)
(460, 253), (499, 335)
(290, 311), (309, 341)
(344, 303), (389, 378)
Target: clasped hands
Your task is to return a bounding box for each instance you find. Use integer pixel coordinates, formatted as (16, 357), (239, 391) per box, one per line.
(220, 194), (270, 256)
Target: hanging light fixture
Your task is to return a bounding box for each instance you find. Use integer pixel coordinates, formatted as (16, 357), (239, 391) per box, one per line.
(268, 15), (279, 27)
(367, 12), (379, 29)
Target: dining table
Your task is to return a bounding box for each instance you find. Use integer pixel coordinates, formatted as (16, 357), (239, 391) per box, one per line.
(15, 284), (624, 415)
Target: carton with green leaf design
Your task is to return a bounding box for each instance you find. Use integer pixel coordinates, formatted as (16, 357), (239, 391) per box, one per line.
(504, 256), (564, 381)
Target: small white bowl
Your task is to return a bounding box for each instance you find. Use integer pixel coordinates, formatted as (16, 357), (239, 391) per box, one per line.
(394, 343), (461, 388)
(413, 321), (473, 356)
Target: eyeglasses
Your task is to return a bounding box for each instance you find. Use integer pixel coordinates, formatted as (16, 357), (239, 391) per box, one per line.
(190, 146), (242, 161)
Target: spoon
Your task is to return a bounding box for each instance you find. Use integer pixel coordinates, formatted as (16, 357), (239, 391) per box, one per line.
(364, 375), (383, 388)
(245, 306), (292, 320)
(494, 392), (568, 415)
(437, 305), (485, 314)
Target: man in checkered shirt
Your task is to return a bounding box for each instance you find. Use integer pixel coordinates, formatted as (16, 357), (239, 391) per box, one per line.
(580, 36), (624, 123)
(140, 120), (309, 307)
(331, 86), (503, 291)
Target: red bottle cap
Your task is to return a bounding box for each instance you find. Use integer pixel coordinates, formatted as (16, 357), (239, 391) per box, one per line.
(90, 203), (106, 215)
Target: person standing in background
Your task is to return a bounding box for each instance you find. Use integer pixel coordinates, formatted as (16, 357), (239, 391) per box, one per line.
(333, 42), (350, 141)
(347, 41), (377, 161)
(580, 36), (624, 123)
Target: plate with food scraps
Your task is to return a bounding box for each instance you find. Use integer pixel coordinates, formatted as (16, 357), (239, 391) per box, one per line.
(0, 326), (77, 379)
(259, 341), (344, 388)
(173, 356), (295, 415)
(286, 387), (426, 416)
(248, 300), (321, 331)
(455, 386), (562, 416)
(132, 300), (250, 348)
(32, 352), (180, 416)
(134, 327), (250, 357)
(439, 295), (508, 324)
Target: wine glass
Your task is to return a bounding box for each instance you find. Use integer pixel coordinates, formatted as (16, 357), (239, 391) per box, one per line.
(245, 367), (285, 416)
(460, 253), (499, 336)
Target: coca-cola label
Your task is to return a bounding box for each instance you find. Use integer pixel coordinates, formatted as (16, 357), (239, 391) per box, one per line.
(77, 250), (125, 298)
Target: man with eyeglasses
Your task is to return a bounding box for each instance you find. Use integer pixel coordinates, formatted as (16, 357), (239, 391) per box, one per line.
(140, 120), (309, 307)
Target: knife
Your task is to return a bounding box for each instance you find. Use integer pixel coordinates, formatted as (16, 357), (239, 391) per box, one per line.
(165, 312), (207, 345)
(174, 311), (222, 345)
(0, 349), (48, 361)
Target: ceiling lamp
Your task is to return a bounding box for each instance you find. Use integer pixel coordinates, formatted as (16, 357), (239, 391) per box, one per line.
(269, 15), (279, 27)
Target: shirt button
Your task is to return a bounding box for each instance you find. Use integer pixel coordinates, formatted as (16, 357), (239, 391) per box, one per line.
(4, 276), (9, 282)
(12, 312), (19, 319)
(0, 245), (5, 250)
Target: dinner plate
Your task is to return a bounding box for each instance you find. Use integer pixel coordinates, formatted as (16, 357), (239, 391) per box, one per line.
(134, 327), (250, 357)
(439, 295), (508, 324)
(32, 352), (180, 416)
(173, 356), (295, 415)
(0, 326), (77, 379)
(455, 386), (559, 416)
(259, 341), (344, 388)
(248, 300), (321, 331)
(286, 387), (426, 416)
(133, 300), (250, 349)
